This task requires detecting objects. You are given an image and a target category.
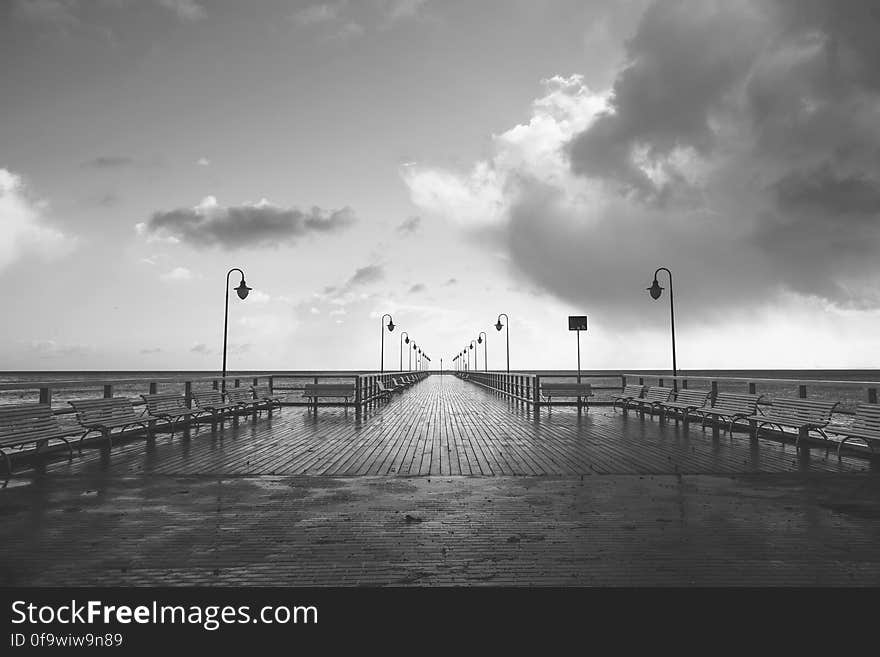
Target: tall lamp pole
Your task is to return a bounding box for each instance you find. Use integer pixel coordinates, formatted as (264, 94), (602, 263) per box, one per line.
(380, 314), (395, 372)
(647, 267), (677, 392)
(469, 340), (477, 371)
(494, 313), (509, 373)
(222, 267), (251, 393)
(400, 331), (409, 371)
(477, 332), (487, 371)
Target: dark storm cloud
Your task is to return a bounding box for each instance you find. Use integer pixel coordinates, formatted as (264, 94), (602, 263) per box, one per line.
(145, 201), (356, 249)
(567, 0), (765, 200)
(522, 0), (880, 313)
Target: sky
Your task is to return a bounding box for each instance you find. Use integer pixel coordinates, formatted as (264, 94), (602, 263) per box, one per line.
(2, 0), (880, 372)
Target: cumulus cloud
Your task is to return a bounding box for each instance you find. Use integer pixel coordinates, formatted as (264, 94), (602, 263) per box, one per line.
(196, 157), (210, 166)
(0, 168), (75, 271)
(408, 283), (426, 293)
(404, 0), (880, 316)
(143, 196), (356, 249)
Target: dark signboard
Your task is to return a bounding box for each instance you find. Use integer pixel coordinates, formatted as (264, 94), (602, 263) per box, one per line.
(568, 315), (588, 331)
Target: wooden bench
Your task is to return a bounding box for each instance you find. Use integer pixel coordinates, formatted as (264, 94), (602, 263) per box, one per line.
(612, 384), (645, 411)
(0, 404), (76, 477)
(657, 389), (712, 422)
(68, 397), (162, 449)
(827, 404), (880, 457)
(191, 390), (241, 427)
(744, 398), (839, 449)
(540, 382), (593, 410)
(140, 393), (206, 438)
(376, 381), (399, 400)
(302, 383), (357, 414)
(694, 392), (762, 434)
(251, 385), (284, 414)
(225, 387), (261, 415)
(391, 377), (411, 389)
(630, 386), (674, 417)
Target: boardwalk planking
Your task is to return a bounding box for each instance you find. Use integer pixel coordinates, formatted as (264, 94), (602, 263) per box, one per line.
(31, 375), (870, 479)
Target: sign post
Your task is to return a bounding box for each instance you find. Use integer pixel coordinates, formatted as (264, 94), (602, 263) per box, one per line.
(568, 316), (588, 383)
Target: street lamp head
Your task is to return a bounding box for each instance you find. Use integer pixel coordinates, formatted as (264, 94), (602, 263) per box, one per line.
(648, 279), (663, 300)
(477, 335), (483, 344)
(387, 319), (395, 332)
(235, 279), (252, 300)
(405, 336), (410, 344)
(495, 320), (503, 331)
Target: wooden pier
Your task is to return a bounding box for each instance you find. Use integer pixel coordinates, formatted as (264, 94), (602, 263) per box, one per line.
(1, 374), (878, 586)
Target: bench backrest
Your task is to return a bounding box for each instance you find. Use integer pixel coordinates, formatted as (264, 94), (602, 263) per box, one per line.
(643, 386), (673, 403)
(303, 384), (356, 395)
(670, 389), (711, 406)
(0, 404), (62, 439)
(192, 390), (225, 408)
(541, 383), (592, 396)
(619, 384), (645, 399)
(251, 385), (275, 399)
(710, 393), (762, 415)
(225, 388), (256, 405)
(69, 398), (140, 425)
(141, 393), (189, 415)
(764, 398), (838, 422)
(851, 404), (880, 434)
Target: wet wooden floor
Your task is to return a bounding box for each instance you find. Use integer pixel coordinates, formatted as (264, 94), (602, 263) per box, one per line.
(3, 375), (879, 586)
(31, 375), (874, 477)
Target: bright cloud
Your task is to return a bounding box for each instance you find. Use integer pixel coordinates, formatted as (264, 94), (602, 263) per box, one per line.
(0, 168), (75, 271)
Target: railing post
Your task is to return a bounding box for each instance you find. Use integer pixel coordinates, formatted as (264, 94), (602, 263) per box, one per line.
(149, 382), (158, 394)
(213, 379), (219, 391)
(103, 384), (113, 398)
(269, 376), (274, 393)
(39, 386), (52, 406)
(711, 380), (718, 402)
(659, 378), (664, 388)
(748, 382), (756, 395)
(185, 381), (193, 408)
(798, 384), (807, 399)
(533, 376), (540, 414)
(234, 378), (240, 388)
(639, 377), (644, 386)
(682, 379), (688, 390)
(355, 376), (362, 411)
(869, 388), (878, 404)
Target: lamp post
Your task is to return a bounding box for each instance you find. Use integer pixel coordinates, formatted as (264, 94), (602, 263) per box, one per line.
(469, 340), (477, 371)
(400, 331), (410, 371)
(380, 314), (395, 372)
(222, 267), (251, 393)
(477, 332), (487, 371)
(647, 267), (677, 392)
(494, 313), (509, 373)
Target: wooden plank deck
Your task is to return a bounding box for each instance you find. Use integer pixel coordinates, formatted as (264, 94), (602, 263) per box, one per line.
(31, 374), (870, 477)
(2, 375), (879, 586)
